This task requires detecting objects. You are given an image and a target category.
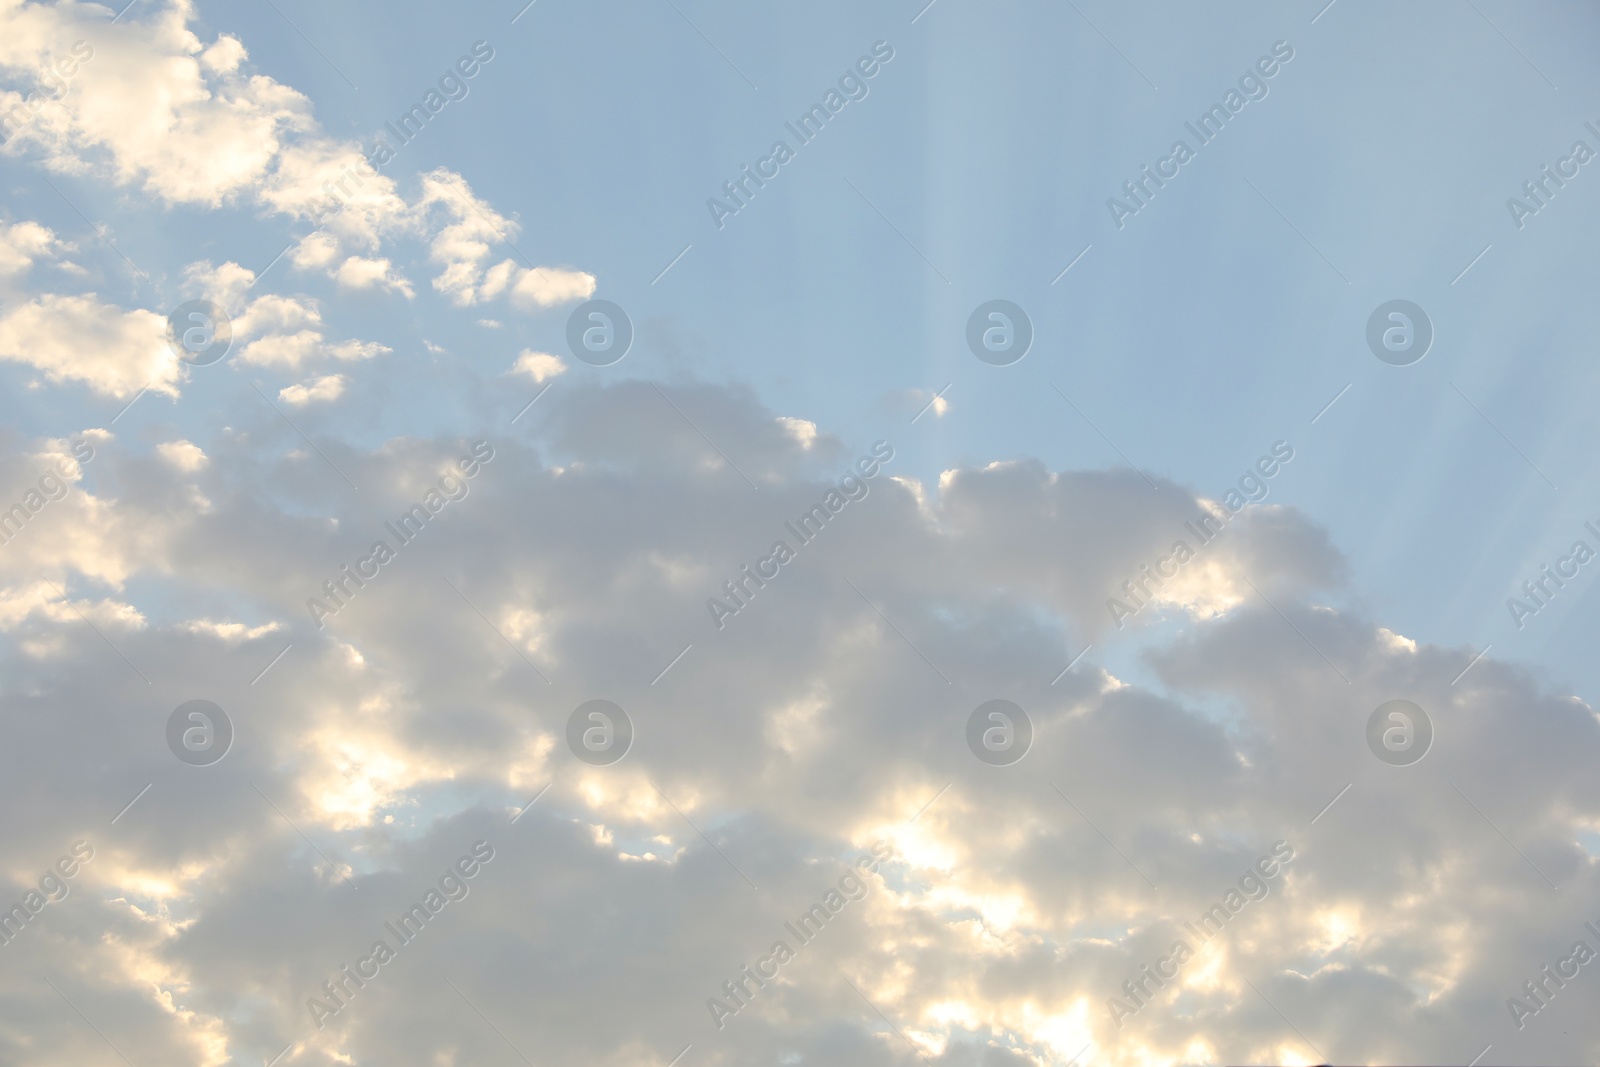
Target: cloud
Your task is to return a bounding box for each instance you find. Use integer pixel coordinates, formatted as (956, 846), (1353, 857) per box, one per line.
(1, 4), (1593, 1065)
(0, 220), (68, 276)
(0, 5), (315, 207)
(155, 439), (207, 471)
(0, 430), (178, 589)
(0, 3), (585, 316)
(509, 350), (565, 383)
(229, 289), (389, 371)
(0, 579), (144, 632)
(776, 416), (818, 449)
(182, 258), (256, 308)
(279, 373), (346, 406)
(418, 170), (595, 311)
(333, 256), (413, 296)
(0, 376), (1589, 1065)
(0, 292), (177, 398)
(231, 292), (319, 338)
(507, 264), (595, 309)
(234, 330), (321, 370)
(882, 385), (951, 421)
(175, 618), (282, 643)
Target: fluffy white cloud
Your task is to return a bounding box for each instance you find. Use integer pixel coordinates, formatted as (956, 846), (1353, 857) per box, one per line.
(333, 256), (412, 296)
(510, 349), (566, 383)
(0, 2), (312, 205)
(155, 439), (207, 471)
(419, 170), (595, 310)
(223, 287), (388, 372)
(0, 220), (68, 276)
(0, 3), (585, 314)
(235, 332), (389, 370)
(231, 292), (319, 338)
(776, 415), (818, 449)
(278, 373), (346, 406)
(0, 292), (177, 398)
(508, 264), (596, 309)
(182, 258), (257, 309)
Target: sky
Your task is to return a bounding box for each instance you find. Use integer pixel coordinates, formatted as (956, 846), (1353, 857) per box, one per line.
(1, 0), (1599, 1064)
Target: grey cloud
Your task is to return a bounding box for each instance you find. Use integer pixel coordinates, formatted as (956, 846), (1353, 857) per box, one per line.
(0, 378), (1594, 1065)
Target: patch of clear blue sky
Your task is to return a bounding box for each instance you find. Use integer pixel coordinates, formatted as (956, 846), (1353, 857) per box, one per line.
(7, 0), (1599, 702)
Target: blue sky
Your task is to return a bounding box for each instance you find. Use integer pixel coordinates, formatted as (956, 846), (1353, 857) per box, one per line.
(26, 0), (1592, 693)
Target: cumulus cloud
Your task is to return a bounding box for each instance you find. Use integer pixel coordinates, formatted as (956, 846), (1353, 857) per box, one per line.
(0, 2), (585, 311)
(777, 415), (818, 449)
(0, 376), (1589, 1066)
(236, 333), (388, 370)
(0, 3), (1591, 1066)
(510, 350), (565, 383)
(0, 2), (312, 205)
(228, 289), (389, 371)
(333, 255), (412, 296)
(0, 292), (177, 398)
(182, 258), (256, 309)
(418, 170), (595, 310)
(506, 264), (596, 309)
(278, 373), (346, 406)
(155, 439), (206, 471)
(0, 220), (69, 276)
